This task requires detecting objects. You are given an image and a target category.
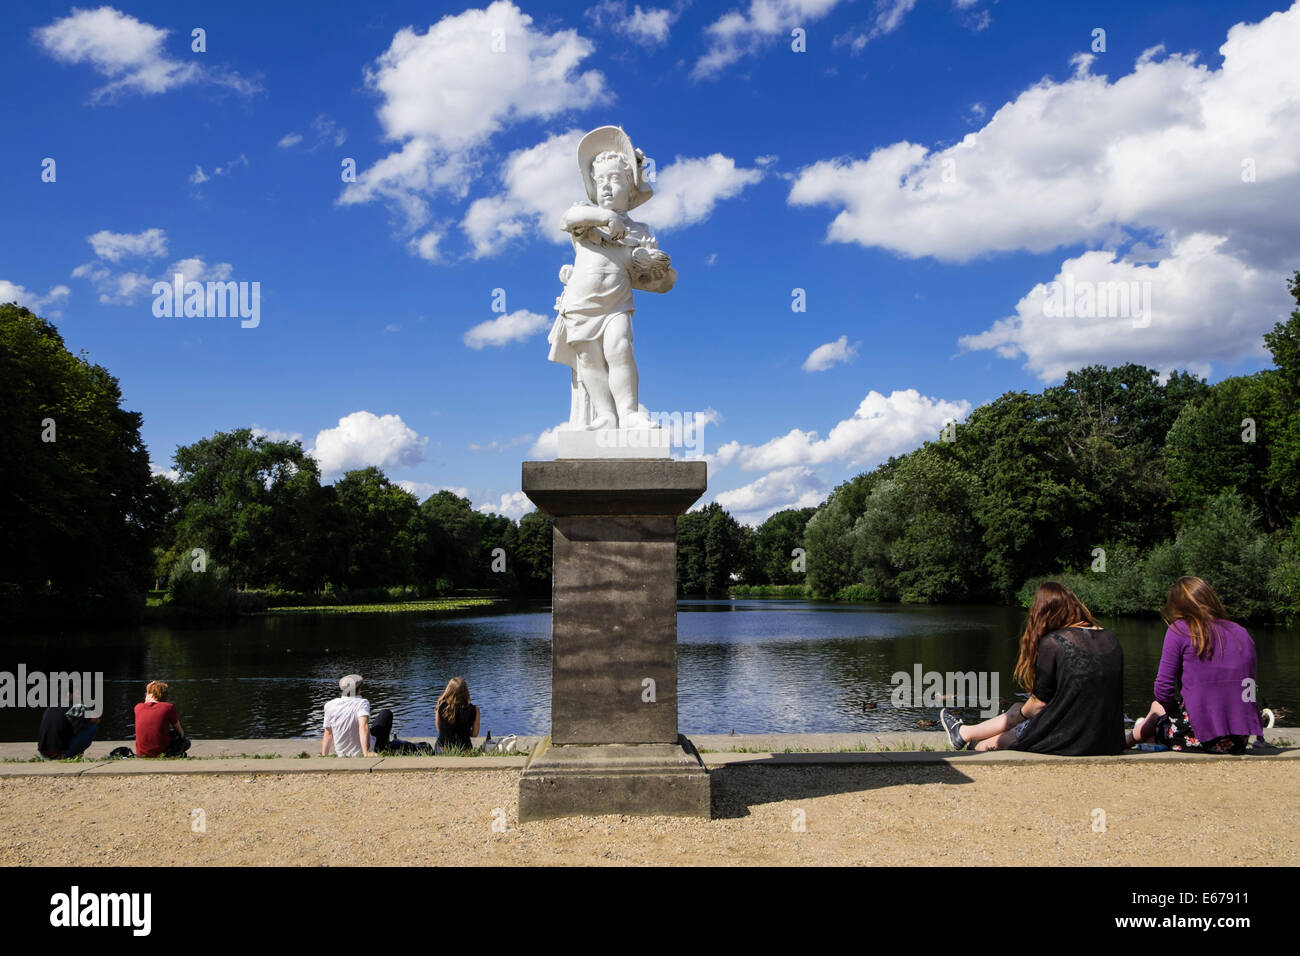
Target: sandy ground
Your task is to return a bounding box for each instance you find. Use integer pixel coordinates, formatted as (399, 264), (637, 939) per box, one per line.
(1, 761), (1295, 866)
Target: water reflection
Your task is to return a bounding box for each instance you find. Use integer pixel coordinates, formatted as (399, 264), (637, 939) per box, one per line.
(1, 600), (1294, 740)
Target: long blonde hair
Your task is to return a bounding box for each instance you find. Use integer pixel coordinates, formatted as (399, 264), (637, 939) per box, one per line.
(437, 677), (471, 725)
(1013, 583), (1098, 694)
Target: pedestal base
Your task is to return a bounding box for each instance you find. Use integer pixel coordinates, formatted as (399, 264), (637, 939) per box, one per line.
(518, 735), (712, 821)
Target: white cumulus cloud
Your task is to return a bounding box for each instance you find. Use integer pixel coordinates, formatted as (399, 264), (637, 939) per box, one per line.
(251, 424), (305, 445)
(165, 256), (233, 286)
(714, 389), (970, 472)
(693, 0), (848, 79)
(529, 422), (566, 458)
(789, 5), (1300, 383)
(0, 280), (71, 314)
(586, 1), (680, 45)
(789, 7), (1300, 269)
(338, 1), (605, 231)
(32, 6), (257, 101)
(461, 128), (583, 257)
(407, 230), (444, 263)
(394, 480), (469, 502)
(464, 309), (551, 348)
(462, 132), (764, 255)
(714, 465), (826, 526)
(70, 230), (233, 305)
(802, 335), (859, 372)
(88, 228), (167, 262)
(639, 154), (764, 233)
(959, 234), (1285, 381)
(311, 411), (429, 479)
(478, 491), (534, 519)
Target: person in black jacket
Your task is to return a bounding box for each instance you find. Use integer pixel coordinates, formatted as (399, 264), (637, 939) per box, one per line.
(37, 705), (100, 759)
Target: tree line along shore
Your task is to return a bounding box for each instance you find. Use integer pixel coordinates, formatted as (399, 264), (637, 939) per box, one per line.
(3, 273), (1298, 629)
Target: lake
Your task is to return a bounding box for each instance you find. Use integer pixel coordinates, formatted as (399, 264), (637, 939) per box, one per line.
(2, 599), (1295, 741)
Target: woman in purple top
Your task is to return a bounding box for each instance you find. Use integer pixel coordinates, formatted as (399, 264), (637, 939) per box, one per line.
(1129, 576), (1263, 754)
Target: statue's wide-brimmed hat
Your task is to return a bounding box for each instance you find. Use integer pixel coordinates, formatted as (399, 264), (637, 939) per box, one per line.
(578, 125), (653, 211)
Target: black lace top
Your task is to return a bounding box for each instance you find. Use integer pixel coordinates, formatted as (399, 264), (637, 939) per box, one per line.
(1012, 626), (1125, 755)
(437, 703), (478, 751)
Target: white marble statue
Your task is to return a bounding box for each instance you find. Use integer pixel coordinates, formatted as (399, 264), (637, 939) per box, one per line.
(548, 126), (676, 433)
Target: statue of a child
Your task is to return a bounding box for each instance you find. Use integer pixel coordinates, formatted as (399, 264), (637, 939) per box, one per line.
(548, 126), (676, 431)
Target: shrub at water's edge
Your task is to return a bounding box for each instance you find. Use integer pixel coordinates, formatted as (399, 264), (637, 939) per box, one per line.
(729, 584), (811, 599)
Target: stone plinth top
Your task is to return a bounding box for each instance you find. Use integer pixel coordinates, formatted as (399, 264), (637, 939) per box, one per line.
(522, 459), (706, 516)
(556, 428), (672, 460)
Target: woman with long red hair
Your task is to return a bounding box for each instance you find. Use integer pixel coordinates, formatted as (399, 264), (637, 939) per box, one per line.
(941, 582), (1125, 754)
(1128, 577), (1263, 753)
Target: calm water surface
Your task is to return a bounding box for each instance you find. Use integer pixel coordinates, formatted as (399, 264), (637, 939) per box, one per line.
(2, 600), (1295, 740)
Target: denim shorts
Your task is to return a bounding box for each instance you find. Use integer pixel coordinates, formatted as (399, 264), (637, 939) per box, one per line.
(1015, 718), (1031, 741)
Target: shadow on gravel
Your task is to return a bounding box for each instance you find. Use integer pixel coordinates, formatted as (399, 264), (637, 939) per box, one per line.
(710, 763), (973, 819)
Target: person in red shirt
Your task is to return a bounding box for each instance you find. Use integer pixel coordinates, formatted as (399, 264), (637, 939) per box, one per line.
(133, 681), (190, 757)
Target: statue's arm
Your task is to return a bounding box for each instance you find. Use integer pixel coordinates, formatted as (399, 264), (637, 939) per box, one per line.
(560, 202), (616, 235)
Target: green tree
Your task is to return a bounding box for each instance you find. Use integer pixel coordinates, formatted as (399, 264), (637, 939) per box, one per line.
(704, 504), (746, 594)
(419, 490), (484, 587)
(749, 507), (815, 585)
(676, 503), (746, 595)
(0, 304), (163, 618)
(805, 493), (857, 598)
(515, 509), (554, 595)
(331, 467), (422, 588)
(1161, 491), (1279, 620)
(1258, 271), (1300, 521)
(166, 553), (234, 618)
(1263, 272), (1300, 395)
(169, 428), (326, 589)
(476, 510), (520, 591)
(953, 391), (1089, 596)
(676, 508), (707, 595)
(1164, 374), (1275, 526)
(852, 444), (986, 602)
(1269, 521), (1300, 622)
(1046, 364), (1207, 549)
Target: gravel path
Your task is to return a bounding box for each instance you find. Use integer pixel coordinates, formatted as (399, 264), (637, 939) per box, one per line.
(2, 761), (1294, 866)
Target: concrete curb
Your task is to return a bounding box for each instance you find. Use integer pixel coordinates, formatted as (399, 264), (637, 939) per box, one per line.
(1, 731), (1293, 777)
(702, 748), (1299, 768)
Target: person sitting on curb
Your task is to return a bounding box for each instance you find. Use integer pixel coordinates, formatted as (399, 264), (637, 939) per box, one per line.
(37, 704), (100, 759)
(434, 677), (480, 754)
(939, 582), (1125, 755)
(133, 680), (191, 758)
(1128, 576), (1264, 753)
(322, 674), (392, 757)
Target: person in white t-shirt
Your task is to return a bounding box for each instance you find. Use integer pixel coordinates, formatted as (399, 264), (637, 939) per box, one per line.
(321, 674), (393, 757)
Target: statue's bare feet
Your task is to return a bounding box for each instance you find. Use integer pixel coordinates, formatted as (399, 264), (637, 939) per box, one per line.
(585, 414), (615, 431)
(618, 411), (659, 429)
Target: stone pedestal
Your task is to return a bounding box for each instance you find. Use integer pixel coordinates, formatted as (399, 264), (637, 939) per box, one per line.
(518, 458), (711, 820)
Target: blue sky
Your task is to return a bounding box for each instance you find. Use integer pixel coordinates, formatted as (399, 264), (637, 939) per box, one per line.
(4, 0), (1298, 524)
